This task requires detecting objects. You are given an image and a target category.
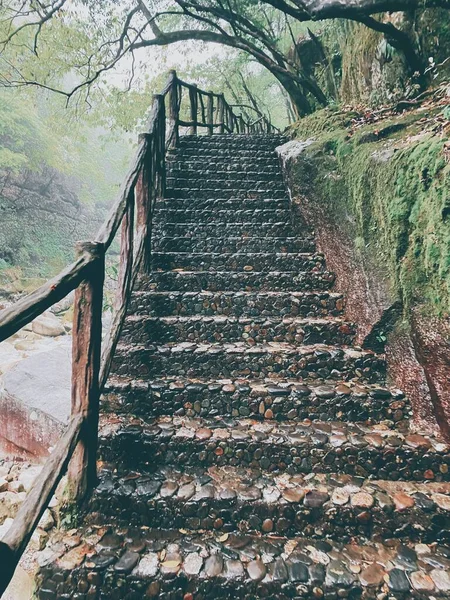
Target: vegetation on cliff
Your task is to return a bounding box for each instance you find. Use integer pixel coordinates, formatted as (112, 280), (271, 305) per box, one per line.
(291, 98), (450, 317)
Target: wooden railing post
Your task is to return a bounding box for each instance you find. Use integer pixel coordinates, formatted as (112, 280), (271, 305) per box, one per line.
(168, 70), (179, 148)
(99, 195), (135, 390)
(68, 241), (105, 503)
(207, 92), (214, 136)
(218, 94), (225, 134)
(153, 93), (166, 200)
(189, 84), (198, 135)
(136, 133), (153, 273)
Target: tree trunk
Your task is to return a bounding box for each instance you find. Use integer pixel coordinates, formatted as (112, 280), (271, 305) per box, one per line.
(275, 73), (312, 116)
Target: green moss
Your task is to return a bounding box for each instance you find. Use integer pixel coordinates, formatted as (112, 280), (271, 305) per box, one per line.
(294, 107), (450, 316)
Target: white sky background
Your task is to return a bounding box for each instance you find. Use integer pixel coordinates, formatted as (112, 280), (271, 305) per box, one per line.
(113, 41), (231, 90)
(65, 0), (231, 91)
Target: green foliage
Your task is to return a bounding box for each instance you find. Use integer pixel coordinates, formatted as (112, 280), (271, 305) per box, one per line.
(0, 13), (138, 278)
(0, 93), (60, 172)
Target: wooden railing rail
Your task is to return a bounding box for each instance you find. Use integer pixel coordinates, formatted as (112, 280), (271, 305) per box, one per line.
(0, 70), (278, 597)
(170, 72), (279, 137)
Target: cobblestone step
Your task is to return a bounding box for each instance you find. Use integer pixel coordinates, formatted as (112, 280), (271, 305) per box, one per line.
(165, 187), (288, 200)
(153, 208), (290, 222)
(169, 149), (283, 160)
(90, 465), (450, 543)
(167, 165), (283, 178)
(111, 343), (385, 382)
(139, 270), (336, 292)
(103, 377), (411, 427)
(150, 252), (325, 272)
(153, 221), (299, 238)
(166, 160), (284, 176)
(153, 236), (315, 253)
(166, 177), (285, 190)
(98, 415), (450, 483)
(129, 290), (344, 318)
(38, 526), (450, 600)
(167, 167), (283, 179)
(171, 143), (286, 156)
(155, 197), (290, 210)
(176, 133), (288, 146)
(120, 316), (356, 346)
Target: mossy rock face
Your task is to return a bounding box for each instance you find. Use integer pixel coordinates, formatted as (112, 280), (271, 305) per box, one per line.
(289, 105), (450, 318)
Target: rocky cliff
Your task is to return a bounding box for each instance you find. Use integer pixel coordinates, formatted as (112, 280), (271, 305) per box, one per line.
(0, 166), (104, 281)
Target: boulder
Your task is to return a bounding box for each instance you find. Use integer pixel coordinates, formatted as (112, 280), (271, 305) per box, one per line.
(32, 313), (65, 337)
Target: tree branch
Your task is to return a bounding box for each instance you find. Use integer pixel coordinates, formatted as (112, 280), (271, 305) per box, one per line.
(0, 0), (67, 49)
(295, 0), (450, 18)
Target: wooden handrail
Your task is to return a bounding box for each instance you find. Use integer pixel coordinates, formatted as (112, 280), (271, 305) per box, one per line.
(0, 69), (279, 597)
(0, 253), (93, 343)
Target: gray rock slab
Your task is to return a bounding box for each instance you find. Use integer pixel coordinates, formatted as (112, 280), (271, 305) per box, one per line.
(2, 340), (72, 424)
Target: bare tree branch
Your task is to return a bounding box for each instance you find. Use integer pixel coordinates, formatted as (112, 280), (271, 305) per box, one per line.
(0, 0), (68, 49)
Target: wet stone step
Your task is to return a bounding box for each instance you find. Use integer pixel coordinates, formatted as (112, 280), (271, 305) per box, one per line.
(90, 466), (450, 544)
(141, 270), (336, 292)
(166, 177), (285, 189)
(167, 169), (284, 180)
(171, 142), (285, 155)
(111, 343), (385, 382)
(150, 252), (325, 272)
(129, 290), (344, 318)
(103, 378), (411, 428)
(99, 415), (450, 483)
(153, 236), (315, 254)
(172, 141), (285, 153)
(167, 181), (286, 194)
(153, 208), (290, 223)
(167, 166), (283, 178)
(169, 149), (283, 162)
(168, 148), (284, 160)
(175, 141), (288, 152)
(38, 526), (450, 599)
(120, 316), (356, 346)
(153, 222), (298, 238)
(176, 133), (288, 146)
(166, 162), (284, 176)
(155, 197), (290, 210)
(172, 138), (284, 148)
(166, 187), (288, 200)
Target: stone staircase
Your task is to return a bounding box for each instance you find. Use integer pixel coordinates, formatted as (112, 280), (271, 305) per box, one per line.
(35, 134), (450, 599)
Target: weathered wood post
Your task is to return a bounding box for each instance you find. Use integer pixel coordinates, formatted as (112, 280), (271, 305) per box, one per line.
(189, 84), (198, 135)
(68, 241), (105, 503)
(135, 133), (152, 272)
(168, 70), (179, 149)
(218, 94), (225, 134)
(229, 108), (235, 133)
(155, 94), (166, 200)
(207, 92), (214, 136)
